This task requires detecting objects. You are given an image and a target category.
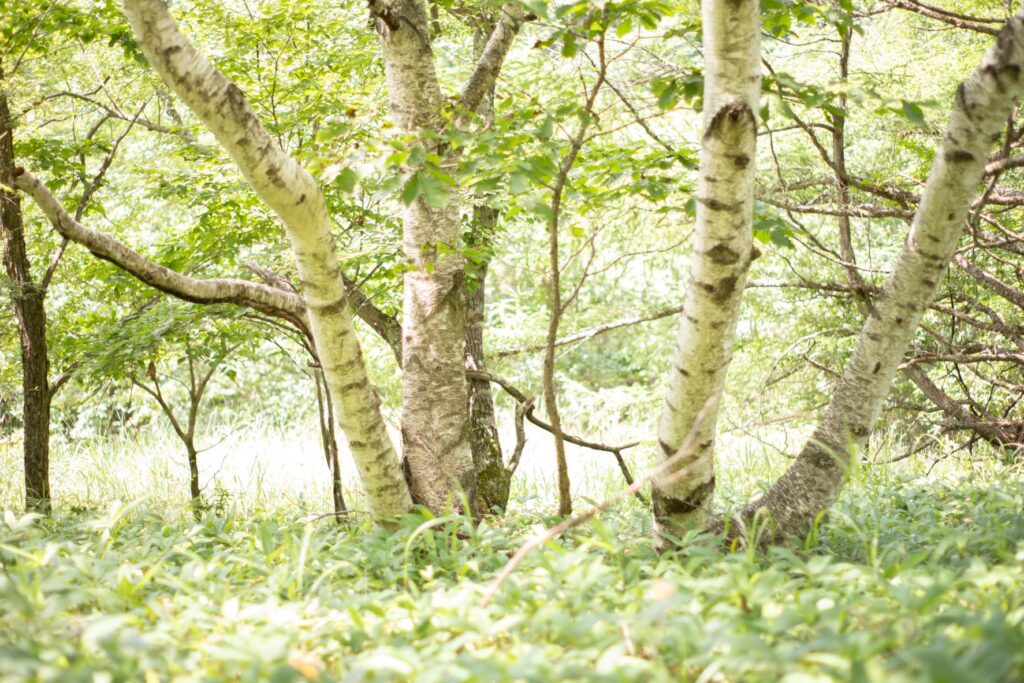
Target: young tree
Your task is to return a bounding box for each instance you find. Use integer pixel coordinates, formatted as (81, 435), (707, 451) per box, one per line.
(652, 0), (761, 537)
(1, 3), (131, 512)
(107, 0), (526, 518)
(0, 81), (49, 512)
(118, 0), (414, 519)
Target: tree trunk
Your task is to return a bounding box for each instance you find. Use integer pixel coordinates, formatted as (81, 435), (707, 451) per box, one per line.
(0, 78), (51, 513)
(186, 443), (201, 519)
(122, 0), (412, 520)
(466, 206), (510, 513)
(464, 17), (510, 514)
(740, 14), (1024, 539)
(653, 0), (760, 537)
(314, 368), (348, 519)
(370, 0), (477, 515)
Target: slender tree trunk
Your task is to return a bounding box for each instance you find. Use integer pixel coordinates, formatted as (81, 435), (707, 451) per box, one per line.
(370, 0), (477, 515)
(122, 0), (412, 519)
(831, 17), (867, 313)
(0, 77), (51, 513)
(544, 193), (572, 517)
(185, 442), (201, 519)
(740, 14), (1024, 539)
(653, 0), (760, 537)
(466, 206), (510, 512)
(314, 368), (347, 519)
(464, 17), (510, 513)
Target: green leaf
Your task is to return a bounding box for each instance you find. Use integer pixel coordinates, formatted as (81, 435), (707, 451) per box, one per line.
(420, 174), (451, 208)
(336, 167), (358, 194)
(901, 101), (927, 128)
(401, 173), (423, 206)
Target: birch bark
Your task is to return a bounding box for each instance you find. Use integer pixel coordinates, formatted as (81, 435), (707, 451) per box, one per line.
(369, 0), (476, 514)
(653, 0), (760, 536)
(741, 13), (1024, 539)
(369, 1), (524, 515)
(122, 0), (411, 518)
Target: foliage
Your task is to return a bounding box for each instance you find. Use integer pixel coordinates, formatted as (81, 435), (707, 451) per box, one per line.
(1, 455), (1023, 682)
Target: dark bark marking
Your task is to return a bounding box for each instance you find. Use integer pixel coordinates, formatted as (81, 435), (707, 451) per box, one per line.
(714, 275), (738, 304)
(654, 477), (716, 517)
(698, 196), (740, 212)
(706, 243), (740, 265)
(265, 164), (286, 189)
(311, 296), (348, 317)
(704, 102), (756, 142)
(945, 149), (975, 164)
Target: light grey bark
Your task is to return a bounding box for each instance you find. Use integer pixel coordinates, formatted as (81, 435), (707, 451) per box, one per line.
(122, 0), (411, 518)
(653, 0), (761, 536)
(369, 0), (476, 514)
(740, 13), (1024, 539)
(369, 0), (525, 515)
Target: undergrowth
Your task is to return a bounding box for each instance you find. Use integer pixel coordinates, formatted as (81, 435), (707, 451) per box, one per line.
(1, 454), (1023, 682)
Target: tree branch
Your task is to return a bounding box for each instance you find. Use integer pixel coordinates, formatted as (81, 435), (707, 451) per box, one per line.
(458, 3), (525, 114)
(15, 170), (307, 323)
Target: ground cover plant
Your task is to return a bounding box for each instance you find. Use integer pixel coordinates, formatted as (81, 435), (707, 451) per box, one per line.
(1, 446), (1023, 682)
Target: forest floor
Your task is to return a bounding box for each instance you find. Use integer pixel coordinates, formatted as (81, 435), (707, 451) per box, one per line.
(1, 433), (1023, 682)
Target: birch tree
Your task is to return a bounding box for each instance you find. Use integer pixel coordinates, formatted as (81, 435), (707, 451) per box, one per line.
(121, 0), (412, 518)
(652, 0), (761, 536)
(103, 0), (526, 518)
(368, 1), (523, 515)
(739, 11), (1024, 539)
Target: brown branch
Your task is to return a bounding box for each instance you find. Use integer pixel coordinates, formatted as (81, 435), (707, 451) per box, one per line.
(496, 304), (683, 357)
(886, 0), (1002, 35)
(466, 369), (641, 485)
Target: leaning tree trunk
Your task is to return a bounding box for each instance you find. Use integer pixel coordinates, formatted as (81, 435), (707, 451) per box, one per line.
(740, 13), (1024, 540)
(122, 0), (412, 519)
(653, 0), (760, 537)
(370, 0), (478, 515)
(0, 78), (51, 513)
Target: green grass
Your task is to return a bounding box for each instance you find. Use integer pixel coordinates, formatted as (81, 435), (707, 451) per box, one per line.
(1, 437), (1023, 682)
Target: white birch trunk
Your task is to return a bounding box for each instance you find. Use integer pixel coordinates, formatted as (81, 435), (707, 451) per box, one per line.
(370, 0), (477, 514)
(742, 13), (1024, 538)
(122, 0), (412, 518)
(653, 0), (761, 535)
